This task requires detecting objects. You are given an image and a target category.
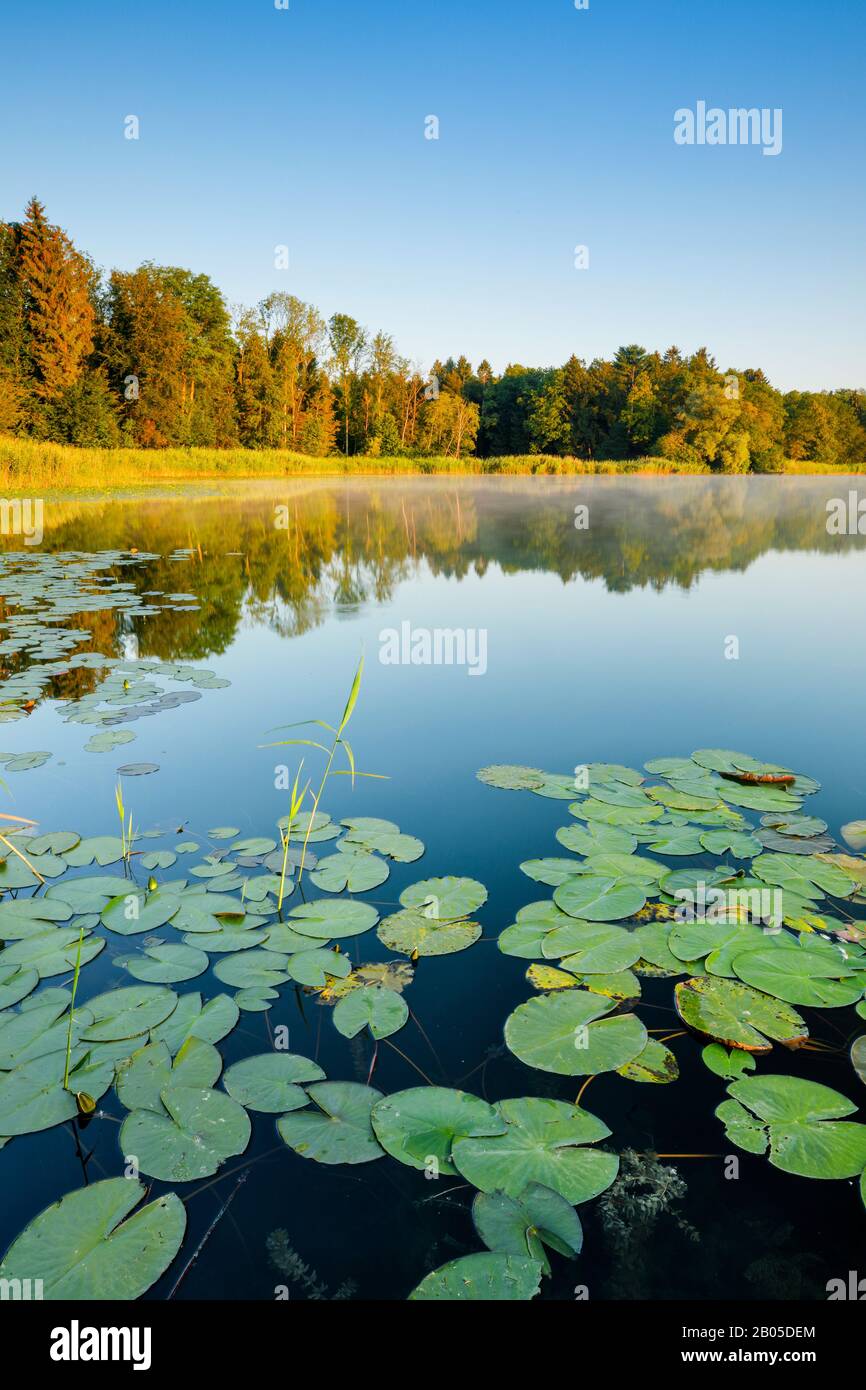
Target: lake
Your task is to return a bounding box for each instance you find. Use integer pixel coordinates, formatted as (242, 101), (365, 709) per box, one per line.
(1, 476), (865, 1301)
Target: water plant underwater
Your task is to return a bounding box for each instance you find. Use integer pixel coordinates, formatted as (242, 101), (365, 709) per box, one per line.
(1, 673), (866, 1298)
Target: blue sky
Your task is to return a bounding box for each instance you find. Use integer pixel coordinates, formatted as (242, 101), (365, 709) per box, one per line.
(1, 0), (863, 389)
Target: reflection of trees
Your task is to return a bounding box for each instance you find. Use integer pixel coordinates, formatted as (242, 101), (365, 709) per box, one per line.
(10, 478), (863, 672)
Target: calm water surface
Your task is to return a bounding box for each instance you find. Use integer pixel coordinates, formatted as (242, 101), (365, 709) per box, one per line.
(2, 477), (865, 1300)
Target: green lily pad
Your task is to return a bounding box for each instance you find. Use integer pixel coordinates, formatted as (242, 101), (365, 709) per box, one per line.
(116, 1038), (222, 1112)
(309, 852), (389, 893)
(732, 944), (865, 1008)
(409, 1252), (542, 1301)
(0, 1177), (185, 1300)
(675, 975), (808, 1052)
(553, 875), (646, 922)
(0, 929), (104, 979)
(288, 900), (379, 939)
(453, 1096), (619, 1204)
(701, 1043), (756, 1079)
(477, 765), (545, 790)
(333, 985), (408, 1040)
(222, 1052), (325, 1112)
(150, 992), (239, 1055)
(472, 1183), (582, 1275)
(616, 1037), (679, 1083)
(213, 949), (289, 990)
(371, 1086), (506, 1175)
(377, 909), (481, 957)
(399, 876), (487, 922)
(725, 1074), (866, 1179)
(120, 1083), (251, 1181)
(277, 1081), (384, 1164)
(100, 891), (181, 937)
(520, 858), (584, 887)
(504, 990), (647, 1076)
(80, 985), (178, 1042)
(118, 942), (209, 984)
(285, 947), (351, 987)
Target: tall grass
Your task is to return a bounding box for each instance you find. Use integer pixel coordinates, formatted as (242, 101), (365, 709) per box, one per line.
(0, 434), (705, 489)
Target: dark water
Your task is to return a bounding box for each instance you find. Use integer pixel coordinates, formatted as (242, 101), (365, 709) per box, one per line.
(1, 476), (865, 1301)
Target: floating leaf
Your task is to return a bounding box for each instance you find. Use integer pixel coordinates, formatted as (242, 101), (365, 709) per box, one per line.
(732, 944), (865, 1008)
(472, 1183), (582, 1275)
(0, 1177), (185, 1300)
(399, 876), (487, 921)
(333, 985), (408, 1040)
(371, 1087), (505, 1175)
(288, 900), (379, 939)
(377, 909), (480, 957)
(724, 1075), (866, 1179)
(675, 976), (808, 1052)
(408, 1252), (542, 1301)
(617, 1037), (679, 1083)
(504, 990), (647, 1076)
(553, 875), (646, 922)
(120, 1084), (251, 1181)
(118, 942), (208, 985)
(701, 1043), (756, 1079)
(80, 985), (178, 1042)
(277, 1081), (384, 1164)
(453, 1096), (619, 1205)
(223, 1052), (325, 1112)
(309, 852), (389, 893)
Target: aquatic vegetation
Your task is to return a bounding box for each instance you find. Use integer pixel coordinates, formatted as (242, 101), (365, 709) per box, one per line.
(267, 1229), (357, 1300)
(0, 738), (864, 1301)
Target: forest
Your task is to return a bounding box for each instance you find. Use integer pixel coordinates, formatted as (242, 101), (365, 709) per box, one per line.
(1, 198), (864, 471)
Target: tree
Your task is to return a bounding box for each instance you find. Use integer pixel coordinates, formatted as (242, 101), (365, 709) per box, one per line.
(328, 313), (366, 454)
(17, 197), (96, 406)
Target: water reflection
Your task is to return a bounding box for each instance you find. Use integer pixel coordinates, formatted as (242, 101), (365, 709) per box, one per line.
(4, 479), (861, 686)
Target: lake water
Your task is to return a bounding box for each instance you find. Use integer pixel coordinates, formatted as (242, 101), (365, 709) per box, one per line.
(1, 476), (865, 1301)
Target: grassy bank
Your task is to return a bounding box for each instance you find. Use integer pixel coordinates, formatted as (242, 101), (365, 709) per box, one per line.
(1, 435), (864, 491)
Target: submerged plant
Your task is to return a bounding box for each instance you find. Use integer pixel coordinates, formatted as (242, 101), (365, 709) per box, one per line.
(266, 1229), (357, 1300)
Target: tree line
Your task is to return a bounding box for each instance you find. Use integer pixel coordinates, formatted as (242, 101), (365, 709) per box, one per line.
(1, 198), (864, 469)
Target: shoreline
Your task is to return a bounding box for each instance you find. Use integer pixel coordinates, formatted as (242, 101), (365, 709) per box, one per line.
(2, 437), (865, 493)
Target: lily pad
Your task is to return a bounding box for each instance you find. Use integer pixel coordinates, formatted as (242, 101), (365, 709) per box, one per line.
(223, 1052), (325, 1112)
(504, 990), (647, 1076)
(472, 1183), (582, 1275)
(408, 1252), (542, 1301)
(333, 985), (408, 1040)
(553, 875), (646, 922)
(120, 1083), (251, 1181)
(399, 876), (487, 922)
(371, 1087), (506, 1175)
(277, 1081), (384, 1164)
(724, 1075), (866, 1179)
(0, 1177), (185, 1300)
(675, 976), (808, 1052)
(288, 900), (379, 939)
(118, 942), (209, 985)
(453, 1096), (619, 1205)
(80, 985), (178, 1042)
(377, 909), (481, 957)
(309, 852), (389, 893)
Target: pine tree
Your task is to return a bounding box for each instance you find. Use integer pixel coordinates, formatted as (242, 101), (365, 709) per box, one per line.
(18, 197), (95, 402)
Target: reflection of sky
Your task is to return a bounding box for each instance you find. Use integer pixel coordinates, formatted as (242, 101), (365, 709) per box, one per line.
(12, 540), (866, 853)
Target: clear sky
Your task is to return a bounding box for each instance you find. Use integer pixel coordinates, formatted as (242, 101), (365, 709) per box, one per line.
(1, 0), (863, 390)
